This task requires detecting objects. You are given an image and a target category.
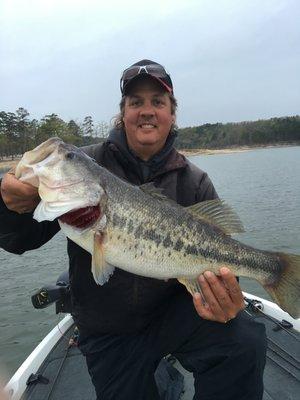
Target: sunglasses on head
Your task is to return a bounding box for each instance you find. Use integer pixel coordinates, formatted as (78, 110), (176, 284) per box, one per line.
(120, 64), (173, 94)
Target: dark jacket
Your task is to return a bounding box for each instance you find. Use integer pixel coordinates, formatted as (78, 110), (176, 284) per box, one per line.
(0, 130), (218, 335)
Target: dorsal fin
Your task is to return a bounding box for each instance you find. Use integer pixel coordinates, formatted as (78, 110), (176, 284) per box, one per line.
(139, 183), (166, 198)
(140, 184), (244, 235)
(139, 183), (178, 206)
(187, 199), (244, 235)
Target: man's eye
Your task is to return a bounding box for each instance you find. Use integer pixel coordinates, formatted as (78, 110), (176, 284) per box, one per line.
(153, 99), (164, 106)
(130, 100), (141, 106)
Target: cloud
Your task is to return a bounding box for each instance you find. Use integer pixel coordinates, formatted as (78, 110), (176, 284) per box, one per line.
(0, 0), (299, 126)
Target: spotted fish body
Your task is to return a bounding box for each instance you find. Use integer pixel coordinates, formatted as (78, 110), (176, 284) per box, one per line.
(15, 138), (300, 318)
(103, 174), (276, 284)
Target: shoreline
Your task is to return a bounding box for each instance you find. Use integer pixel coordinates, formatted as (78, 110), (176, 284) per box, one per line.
(0, 143), (299, 173)
(178, 142), (300, 157)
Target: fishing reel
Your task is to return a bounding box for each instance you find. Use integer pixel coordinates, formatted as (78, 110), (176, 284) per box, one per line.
(31, 271), (72, 314)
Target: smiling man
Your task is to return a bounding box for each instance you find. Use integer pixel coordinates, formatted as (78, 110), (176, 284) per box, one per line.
(0, 60), (266, 400)
(122, 76), (176, 160)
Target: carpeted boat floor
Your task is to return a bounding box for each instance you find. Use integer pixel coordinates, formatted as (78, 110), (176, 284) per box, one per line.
(21, 308), (300, 400)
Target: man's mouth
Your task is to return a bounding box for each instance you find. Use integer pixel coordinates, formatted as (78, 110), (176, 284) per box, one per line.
(139, 124), (157, 129)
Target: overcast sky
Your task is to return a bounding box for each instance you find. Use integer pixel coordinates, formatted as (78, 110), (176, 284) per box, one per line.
(0, 0), (299, 128)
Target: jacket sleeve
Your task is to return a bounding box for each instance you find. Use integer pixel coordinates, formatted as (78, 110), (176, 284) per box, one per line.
(0, 186), (60, 255)
(195, 172), (219, 202)
(185, 159), (219, 202)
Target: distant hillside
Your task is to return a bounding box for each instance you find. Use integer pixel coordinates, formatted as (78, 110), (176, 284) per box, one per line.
(175, 116), (300, 149)
(1, 109), (300, 158)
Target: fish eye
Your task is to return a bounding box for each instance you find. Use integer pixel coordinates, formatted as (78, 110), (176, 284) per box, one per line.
(65, 151), (76, 160)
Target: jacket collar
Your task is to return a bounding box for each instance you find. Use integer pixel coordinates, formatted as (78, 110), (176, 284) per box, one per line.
(106, 128), (187, 182)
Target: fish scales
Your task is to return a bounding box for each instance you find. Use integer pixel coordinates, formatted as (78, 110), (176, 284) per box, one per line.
(103, 173), (280, 283)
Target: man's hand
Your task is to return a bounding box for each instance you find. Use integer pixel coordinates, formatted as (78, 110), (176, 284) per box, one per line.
(193, 267), (245, 323)
(0, 171), (40, 214)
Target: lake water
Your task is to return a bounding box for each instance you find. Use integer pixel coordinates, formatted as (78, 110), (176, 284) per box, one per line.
(0, 146), (299, 382)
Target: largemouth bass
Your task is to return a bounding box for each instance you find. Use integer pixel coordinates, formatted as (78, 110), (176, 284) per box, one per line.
(15, 138), (300, 318)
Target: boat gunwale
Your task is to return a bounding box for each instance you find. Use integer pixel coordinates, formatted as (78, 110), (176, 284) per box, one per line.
(4, 315), (73, 400)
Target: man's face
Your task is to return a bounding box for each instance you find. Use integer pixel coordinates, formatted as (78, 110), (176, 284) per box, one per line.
(123, 77), (175, 160)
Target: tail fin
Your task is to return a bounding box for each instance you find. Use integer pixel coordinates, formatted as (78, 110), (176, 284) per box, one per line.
(264, 253), (300, 319)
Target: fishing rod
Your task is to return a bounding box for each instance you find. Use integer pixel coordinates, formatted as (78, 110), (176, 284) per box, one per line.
(243, 296), (299, 341)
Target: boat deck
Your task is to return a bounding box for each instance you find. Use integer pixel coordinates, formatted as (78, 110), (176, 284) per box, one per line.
(21, 308), (300, 400)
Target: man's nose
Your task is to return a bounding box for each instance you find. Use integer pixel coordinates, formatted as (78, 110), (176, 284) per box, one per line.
(140, 102), (155, 116)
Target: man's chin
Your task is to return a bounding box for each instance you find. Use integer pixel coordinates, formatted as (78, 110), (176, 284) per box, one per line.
(137, 137), (159, 146)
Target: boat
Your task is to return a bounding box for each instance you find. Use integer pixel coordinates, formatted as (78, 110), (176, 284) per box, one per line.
(4, 273), (300, 400)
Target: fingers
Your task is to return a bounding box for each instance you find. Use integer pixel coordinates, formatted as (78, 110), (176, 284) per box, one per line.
(219, 267), (245, 310)
(193, 291), (217, 321)
(197, 272), (228, 322)
(1, 172), (40, 213)
(193, 268), (245, 323)
(2, 173), (37, 197)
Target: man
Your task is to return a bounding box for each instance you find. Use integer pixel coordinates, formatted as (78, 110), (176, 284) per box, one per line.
(0, 60), (266, 399)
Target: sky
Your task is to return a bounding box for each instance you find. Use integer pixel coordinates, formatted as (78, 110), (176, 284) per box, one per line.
(0, 0), (299, 128)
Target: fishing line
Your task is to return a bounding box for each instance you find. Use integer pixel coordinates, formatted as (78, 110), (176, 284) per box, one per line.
(44, 315), (77, 400)
(44, 343), (71, 400)
(56, 313), (73, 343)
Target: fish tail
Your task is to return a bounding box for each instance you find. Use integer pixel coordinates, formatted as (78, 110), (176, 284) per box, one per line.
(263, 253), (300, 319)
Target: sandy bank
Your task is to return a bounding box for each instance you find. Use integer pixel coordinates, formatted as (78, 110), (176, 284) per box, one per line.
(179, 143), (300, 157)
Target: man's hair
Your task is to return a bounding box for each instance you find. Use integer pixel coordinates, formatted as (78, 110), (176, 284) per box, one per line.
(112, 93), (178, 130)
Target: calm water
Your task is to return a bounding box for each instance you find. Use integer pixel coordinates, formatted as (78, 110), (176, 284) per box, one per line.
(0, 146), (299, 382)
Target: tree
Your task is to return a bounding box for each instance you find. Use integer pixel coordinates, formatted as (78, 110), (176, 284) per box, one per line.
(67, 120), (82, 137)
(16, 107), (30, 153)
(0, 134), (8, 159)
(0, 111), (18, 158)
(95, 121), (109, 139)
(83, 116), (94, 137)
(58, 120), (83, 145)
(36, 114), (67, 144)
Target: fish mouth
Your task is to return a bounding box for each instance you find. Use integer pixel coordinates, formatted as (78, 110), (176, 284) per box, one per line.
(59, 205), (101, 229)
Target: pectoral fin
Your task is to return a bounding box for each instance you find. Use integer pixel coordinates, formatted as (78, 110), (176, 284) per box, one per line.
(92, 231), (115, 285)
